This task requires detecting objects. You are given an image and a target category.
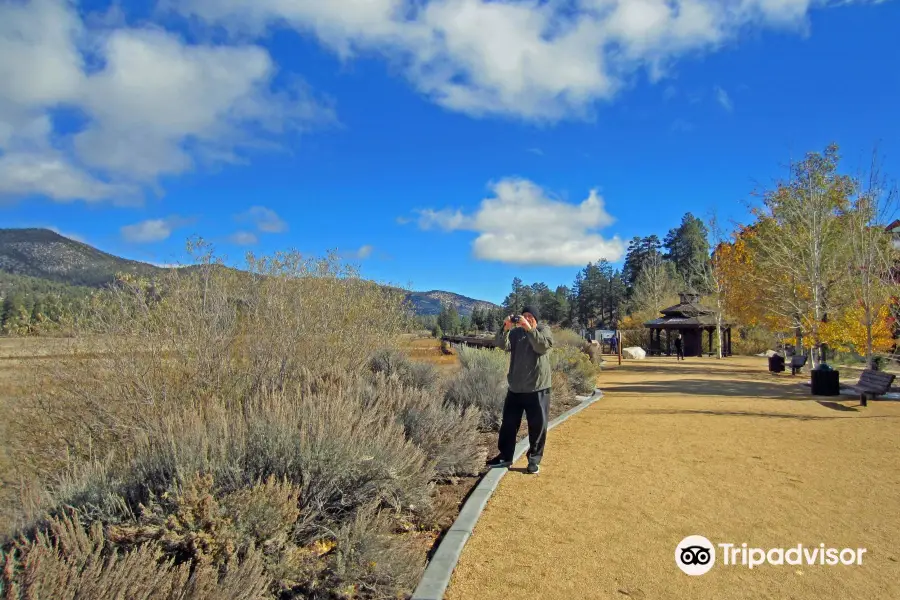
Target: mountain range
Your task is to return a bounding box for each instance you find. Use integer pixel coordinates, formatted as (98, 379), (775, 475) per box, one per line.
(0, 229), (497, 316)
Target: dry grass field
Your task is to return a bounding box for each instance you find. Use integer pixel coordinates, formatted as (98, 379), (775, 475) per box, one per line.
(447, 356), (900, 600)
(402, 335), (463, 372)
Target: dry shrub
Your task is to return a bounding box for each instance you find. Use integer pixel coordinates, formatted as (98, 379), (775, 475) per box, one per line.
(551, 371), (577, 407)
(360, 374), (483, 479)
(732, 326), (779, 356)
(7, 244), (411, 487)
(551, 345), (600, 395)
(456, 344), (509, 373)
(368, 348), (440, 391)
(328, 504), (424, 599)
(619, 327), (648, 350)
(0, 511), (271, 600)
(580, 341), (602, 365)
(553, 328), (585, 349)
(2, 244), (477, 599)
(445, 347), (508, 431)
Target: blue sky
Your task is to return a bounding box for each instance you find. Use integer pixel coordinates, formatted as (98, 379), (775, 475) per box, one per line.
(1, 0), (898, 304)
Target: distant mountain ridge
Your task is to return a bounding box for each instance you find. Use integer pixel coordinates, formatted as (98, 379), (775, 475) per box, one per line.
(0, 228), (497, 316)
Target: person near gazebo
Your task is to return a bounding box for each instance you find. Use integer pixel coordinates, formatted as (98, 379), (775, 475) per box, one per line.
(674, 334), (684, 361)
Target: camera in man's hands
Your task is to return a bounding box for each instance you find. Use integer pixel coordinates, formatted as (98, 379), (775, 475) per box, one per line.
(511, 315), (523, 323)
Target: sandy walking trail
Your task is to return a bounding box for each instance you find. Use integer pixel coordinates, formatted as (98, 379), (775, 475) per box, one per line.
(445, 356), (900, 600)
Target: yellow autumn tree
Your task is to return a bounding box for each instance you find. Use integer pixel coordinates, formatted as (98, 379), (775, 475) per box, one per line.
(820, 303), (895, 354)
(716, 224), (793, 334)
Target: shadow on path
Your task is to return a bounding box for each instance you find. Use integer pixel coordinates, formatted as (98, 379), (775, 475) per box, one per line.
(605, 407), (900, 421)
(602, 378), (808, 400)
(817, 401), (859, 412)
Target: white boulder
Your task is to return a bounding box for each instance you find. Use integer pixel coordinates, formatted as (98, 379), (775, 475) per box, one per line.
(622, 346), (646, 360)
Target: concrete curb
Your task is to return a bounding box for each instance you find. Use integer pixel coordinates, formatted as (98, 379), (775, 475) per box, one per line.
(410, 388), (604, 600)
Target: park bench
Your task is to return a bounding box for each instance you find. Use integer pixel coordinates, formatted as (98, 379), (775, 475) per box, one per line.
(789, 355), (808, 376)
(847, 370), (896, 407)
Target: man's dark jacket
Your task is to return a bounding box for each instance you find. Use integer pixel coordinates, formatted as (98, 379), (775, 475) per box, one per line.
(494, 324), (554, 393)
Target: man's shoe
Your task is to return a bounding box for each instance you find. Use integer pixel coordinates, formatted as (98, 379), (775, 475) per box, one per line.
(486, 455), (512, 468)
(526, 461), (540, 475)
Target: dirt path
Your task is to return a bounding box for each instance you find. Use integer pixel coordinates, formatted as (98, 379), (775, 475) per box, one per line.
(445, 356), (900, 600)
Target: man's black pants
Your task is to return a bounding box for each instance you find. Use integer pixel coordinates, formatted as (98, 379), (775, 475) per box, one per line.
(497, 388), (550, 465)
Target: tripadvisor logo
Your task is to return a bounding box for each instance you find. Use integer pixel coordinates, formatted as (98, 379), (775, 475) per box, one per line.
(675, 535), (867, 575)
(676, 535), (716, 576)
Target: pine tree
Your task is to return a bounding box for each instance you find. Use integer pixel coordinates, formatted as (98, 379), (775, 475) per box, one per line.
(664, 213), (710, 288)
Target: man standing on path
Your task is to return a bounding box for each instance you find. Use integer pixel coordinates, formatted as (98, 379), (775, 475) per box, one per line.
(674, 333), (684, 361)
(486, 306), (554, 475)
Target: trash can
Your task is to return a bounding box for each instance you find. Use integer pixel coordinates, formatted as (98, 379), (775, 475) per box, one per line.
(810, 369), (840, 396)
(768, 354), (785, 373)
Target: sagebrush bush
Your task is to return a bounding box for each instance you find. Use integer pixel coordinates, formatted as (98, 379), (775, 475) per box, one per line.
(456, 344), (509, 373)
(551, 371), (577, 407)
(361, 374), (483, 479)
(8, 244), (412, 483)
(0, 511), (272, 600)
(1, 243), (486, 599)
(551, 345), (600, 395)
(368, 348), (440, 391)
(445, 348), (508, 431)
(553, 328), (585, 349)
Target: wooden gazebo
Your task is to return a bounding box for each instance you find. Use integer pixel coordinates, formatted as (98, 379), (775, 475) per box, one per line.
(644, 292), (733, 357)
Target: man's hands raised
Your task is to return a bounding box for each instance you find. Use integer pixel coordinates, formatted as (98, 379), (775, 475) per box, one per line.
(505, 314), (534, 332)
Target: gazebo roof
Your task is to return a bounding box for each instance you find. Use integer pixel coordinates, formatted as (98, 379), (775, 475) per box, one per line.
(644, 292), (733, 329)
(645, 315), (723, 329)
(659, 291), (713, 317)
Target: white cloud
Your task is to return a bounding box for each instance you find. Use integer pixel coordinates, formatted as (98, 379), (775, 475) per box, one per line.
(172, 0), (880, 121)
(237, 206), (288, 233)
(715, 85), (734, 111)
(121, 216), (192, 243)
(0, 0), (333, 204)
(417, 208), (472, 231)
(526, 148), (545, 156)
(0, 152), (138, 202)
(415, 178), (624, 266)
(229, 231), (259, 245)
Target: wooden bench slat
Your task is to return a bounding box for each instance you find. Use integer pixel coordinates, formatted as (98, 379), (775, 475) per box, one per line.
(852, 370), (895, 407)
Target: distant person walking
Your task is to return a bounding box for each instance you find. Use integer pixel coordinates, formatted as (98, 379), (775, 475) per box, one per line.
(487, 306), (554, 475)
(674, 333), (685, 361)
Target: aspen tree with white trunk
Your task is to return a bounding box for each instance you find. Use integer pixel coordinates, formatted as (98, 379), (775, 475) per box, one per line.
(841, 149), (899, 368)
(748, 144), (853, 369)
